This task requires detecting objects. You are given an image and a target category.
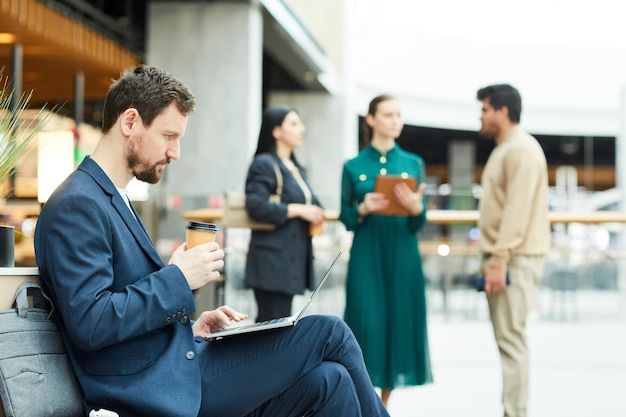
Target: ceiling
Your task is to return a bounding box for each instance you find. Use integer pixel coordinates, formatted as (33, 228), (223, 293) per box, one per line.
(0, 0), (141, 109)
(0, 0), (335, 115)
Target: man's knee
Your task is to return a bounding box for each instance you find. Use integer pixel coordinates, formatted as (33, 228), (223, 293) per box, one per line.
(305, 314), (344, 328)
(304, 315), (353, 340)
(263, 362), (361, 416)
(317, 362), (353, 392)
(307, 362), (360, 413)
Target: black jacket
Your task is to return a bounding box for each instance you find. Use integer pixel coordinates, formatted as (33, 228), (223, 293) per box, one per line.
(244, 153), (322, 295)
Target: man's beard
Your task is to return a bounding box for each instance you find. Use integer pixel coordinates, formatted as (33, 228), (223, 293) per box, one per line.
(479, 126), (495, 139)
(127, 140), (168, 184)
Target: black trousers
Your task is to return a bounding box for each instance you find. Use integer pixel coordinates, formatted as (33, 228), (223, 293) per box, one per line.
(254, 289), (293, 322)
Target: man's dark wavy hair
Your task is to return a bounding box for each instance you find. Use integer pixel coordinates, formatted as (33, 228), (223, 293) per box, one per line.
(101, 65), (195, 133)
(476, 84), (522, 123)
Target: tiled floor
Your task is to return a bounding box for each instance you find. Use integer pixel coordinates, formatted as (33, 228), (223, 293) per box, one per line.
(218, 250), (626, 417)
(310, 288), (626, 416)
(386, 317), (626, 417)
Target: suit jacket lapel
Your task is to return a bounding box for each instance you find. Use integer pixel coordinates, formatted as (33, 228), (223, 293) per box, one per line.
(78, 157), (165, 267)
(111, 194), (162, 260)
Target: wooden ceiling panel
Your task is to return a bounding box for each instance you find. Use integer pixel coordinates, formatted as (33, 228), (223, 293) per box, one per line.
(0, 0), (141, 105)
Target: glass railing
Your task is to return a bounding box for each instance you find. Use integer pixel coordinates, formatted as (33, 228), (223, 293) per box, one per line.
(189, 214), (626, 324)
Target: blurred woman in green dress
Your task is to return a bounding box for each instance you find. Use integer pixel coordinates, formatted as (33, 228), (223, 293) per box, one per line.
(339, 95), (433, 407)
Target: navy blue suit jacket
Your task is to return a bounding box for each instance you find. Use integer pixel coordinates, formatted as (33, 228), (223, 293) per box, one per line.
(34, 157), (202, 417)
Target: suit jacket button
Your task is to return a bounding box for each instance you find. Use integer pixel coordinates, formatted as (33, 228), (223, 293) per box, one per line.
(165, 316), (173, 324)
(185, 351), (196, 360)
(180, 315), (189, 324)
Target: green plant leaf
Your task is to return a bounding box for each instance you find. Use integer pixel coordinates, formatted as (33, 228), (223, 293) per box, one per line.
(0, 70), (59, 193)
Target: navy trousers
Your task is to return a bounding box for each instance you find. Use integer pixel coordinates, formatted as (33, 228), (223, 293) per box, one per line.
(197, 315), (389, 417)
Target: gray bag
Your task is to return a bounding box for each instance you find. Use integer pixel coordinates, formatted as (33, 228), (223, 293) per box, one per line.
(0, 280), (84, 417)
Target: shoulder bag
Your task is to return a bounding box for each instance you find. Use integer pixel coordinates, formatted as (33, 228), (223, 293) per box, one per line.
(0, 280), (84, 417)
(223, 160), (283, 230)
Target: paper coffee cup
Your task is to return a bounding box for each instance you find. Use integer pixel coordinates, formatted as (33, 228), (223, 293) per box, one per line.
(309, 222), (324, 237)
(185, 221), (218, 249)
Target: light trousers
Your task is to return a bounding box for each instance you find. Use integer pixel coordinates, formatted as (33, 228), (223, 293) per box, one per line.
(486, 255), (544, 417)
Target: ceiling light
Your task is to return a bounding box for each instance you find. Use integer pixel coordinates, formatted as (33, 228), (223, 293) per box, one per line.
(0, 33), (15, 44)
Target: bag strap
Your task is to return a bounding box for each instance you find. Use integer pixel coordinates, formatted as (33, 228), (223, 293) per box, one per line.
(13, 280), (54, 319)
(272, 160), (283, 197)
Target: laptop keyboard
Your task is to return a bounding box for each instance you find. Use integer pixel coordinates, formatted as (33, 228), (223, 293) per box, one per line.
(230, 317), (288, 332)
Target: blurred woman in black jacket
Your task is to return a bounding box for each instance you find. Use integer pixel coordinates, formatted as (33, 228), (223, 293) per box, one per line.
(244, 106), (325, 322)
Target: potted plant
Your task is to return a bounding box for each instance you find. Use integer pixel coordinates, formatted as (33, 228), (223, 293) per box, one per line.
(0, 72), (56, 267)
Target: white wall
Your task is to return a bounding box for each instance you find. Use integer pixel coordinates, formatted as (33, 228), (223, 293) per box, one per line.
(353, 3), (626, 136)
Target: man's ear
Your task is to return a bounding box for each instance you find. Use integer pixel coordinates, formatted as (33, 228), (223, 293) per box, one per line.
(120, 108), (140, 136)
(498, 105), (510, 121)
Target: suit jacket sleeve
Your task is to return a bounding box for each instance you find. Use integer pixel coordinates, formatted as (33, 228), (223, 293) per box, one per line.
(37, 188), (195, 352)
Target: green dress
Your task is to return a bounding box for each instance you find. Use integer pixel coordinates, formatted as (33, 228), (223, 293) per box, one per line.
(340, 144), (433, 389)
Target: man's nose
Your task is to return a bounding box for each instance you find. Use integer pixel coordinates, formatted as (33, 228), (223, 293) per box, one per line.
(167, 140), (181, 160)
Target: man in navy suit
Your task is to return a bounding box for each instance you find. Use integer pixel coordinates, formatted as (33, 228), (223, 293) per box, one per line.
(34, 65), (389, 417)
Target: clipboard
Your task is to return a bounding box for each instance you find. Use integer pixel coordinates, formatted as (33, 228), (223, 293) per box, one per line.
(373, 175), (418, 216)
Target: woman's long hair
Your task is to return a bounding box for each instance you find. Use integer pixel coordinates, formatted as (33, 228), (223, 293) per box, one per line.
(362, 94), (396, 144)
(254, 105), (303, 168)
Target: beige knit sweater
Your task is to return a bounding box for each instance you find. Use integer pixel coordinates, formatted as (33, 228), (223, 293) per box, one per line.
(478, 126), (551, 268)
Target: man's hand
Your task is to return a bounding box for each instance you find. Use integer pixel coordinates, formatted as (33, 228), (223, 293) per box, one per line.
(169, 242), (225, 290)
(484, 264), (508, 294)
(192, 306), (248, 337)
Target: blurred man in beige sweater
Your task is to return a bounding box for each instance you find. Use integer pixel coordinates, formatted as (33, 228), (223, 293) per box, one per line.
(476, 84), (550, 417)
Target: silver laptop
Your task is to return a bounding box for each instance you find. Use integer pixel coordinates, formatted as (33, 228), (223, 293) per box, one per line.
(206, 249), (344, 341)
